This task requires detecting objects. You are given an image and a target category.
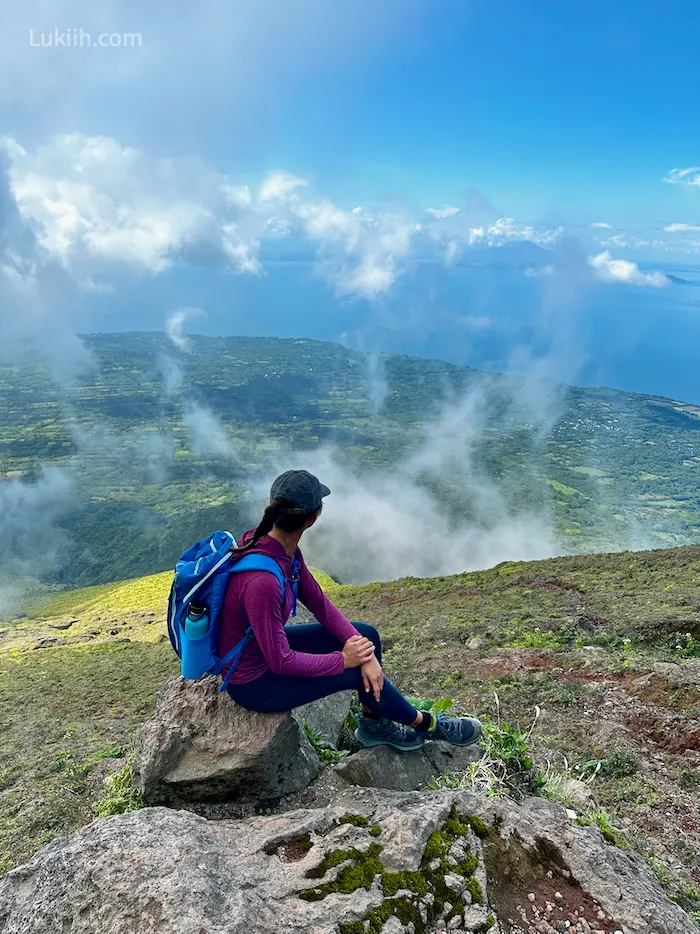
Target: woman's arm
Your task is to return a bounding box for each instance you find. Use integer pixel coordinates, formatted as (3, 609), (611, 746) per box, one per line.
(240, 573), (345, 677)
(296, 557), (360, 644)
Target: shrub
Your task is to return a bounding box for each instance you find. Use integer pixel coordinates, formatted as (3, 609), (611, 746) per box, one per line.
(303, 722), (350, 766)
(93, 758), (144, 818)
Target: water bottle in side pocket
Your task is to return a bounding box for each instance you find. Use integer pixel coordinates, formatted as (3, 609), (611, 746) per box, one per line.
(185, 601), (209, 639)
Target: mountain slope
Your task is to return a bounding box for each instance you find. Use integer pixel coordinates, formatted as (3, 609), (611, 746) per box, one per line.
(1, 547), (698, 922)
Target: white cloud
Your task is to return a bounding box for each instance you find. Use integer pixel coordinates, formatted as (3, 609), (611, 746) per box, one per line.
(294, 199), (417, 297)
(165, 307), (206, 351)
(664, 222), (700, 233)
(426, 206), (460, 219)
(6, 134), (421, 298)
(7, 133), (250, 275)
(466, 217), (563, 248)
(183, 403), (236, 460)
(258, 171), (307, 203)
(590, 222), (612, 228)
(663, 167), (700, 187)
(588, 251), (669, 288)
(424, 211), (563, 266)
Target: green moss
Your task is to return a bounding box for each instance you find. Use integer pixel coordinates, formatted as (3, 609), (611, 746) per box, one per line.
(302, 807), (484, 932)
(364, 896), (423, 934)
(423, 830), (448, 862)
(593, 811), (627, 848)
(338, 923), (364, 934)
(382, 870), (428, 898)
(302, 842), (384, 899)
(456, 853), (479, 877)
(443, 805), (471, 838)
(475, 913), (496, 933)
(466, 815), (490, 839)
(465, 876), (484, 904)
(365, 900), (393, 931)
(339, 814), (369, 828)
(370, 823), (382, 837)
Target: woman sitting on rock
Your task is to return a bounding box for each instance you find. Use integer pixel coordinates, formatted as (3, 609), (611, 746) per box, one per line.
(219, 469), (482, 752)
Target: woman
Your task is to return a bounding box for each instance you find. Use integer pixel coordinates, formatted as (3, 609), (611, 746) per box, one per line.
(219, 469), (482, 751)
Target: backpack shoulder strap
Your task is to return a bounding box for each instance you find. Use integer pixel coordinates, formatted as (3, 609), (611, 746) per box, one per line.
(230, 554), (286, 603)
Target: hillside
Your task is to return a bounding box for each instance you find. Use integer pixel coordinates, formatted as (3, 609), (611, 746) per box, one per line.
(1, 546), (698, 925)
(2, 332), (700, 599)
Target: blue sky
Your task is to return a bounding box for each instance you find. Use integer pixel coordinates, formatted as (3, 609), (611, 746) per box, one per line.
(2, 0), (700, 399)
(3, 0), (699, 230)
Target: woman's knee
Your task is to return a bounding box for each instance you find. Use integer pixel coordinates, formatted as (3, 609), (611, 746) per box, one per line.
(353, 621), (381, 651)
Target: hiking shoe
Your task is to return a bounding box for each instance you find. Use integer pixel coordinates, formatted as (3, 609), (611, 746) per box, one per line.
(355, 716), (425, 752)
(423, 713), (482, 746)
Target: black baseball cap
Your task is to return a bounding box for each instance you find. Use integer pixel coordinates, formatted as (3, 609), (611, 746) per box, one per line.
(270, 470), (331, 515)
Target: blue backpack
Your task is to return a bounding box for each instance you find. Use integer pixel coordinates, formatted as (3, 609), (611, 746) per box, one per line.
(167, 529), (299, 692)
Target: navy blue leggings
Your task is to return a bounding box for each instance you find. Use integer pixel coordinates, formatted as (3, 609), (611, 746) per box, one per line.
(227, 622), (419, 726)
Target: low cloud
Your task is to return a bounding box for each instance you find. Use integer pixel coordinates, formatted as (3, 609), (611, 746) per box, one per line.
(426, 206), (460, 219)
(0, 468), (76, 614)
(590, 222), (612, 229)
(0, 146), (89, 377)
(664, 222), (700, 233)
(183, 403), (236, 460)
(663, 167), (700, 187)
(588, 251), (669, 288)
(250, 381), (558, 585)
(165, 307), (206, 351)
(162, 308), (237, 461)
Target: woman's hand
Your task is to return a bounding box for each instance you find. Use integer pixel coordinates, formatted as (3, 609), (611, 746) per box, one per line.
(342, 634), (375, 669)
(361, 657), (384, 702)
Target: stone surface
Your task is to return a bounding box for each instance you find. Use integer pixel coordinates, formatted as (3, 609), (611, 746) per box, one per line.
(467, 636), (489, 651)
(0, 787), (692, 934)
(335, 740), (482, 791)
(292, 690), (352, 746)
(132, 675), (321, 807)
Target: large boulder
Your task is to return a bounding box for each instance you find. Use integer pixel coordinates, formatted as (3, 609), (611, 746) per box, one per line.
(132, 676), (350, 808)
(293, 690), (352, 746)
(0, 786), (692, 934)
(336, 740), (482, 791)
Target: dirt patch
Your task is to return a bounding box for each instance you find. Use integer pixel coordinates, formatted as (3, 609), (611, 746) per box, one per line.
(483, 832), (620, 934)
(263, 833), (313, 862)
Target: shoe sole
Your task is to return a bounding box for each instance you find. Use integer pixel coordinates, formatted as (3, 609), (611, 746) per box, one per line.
(354, 727), (424, 753)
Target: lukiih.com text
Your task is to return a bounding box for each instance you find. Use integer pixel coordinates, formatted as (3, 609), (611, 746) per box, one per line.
(29, 28), (142, 48)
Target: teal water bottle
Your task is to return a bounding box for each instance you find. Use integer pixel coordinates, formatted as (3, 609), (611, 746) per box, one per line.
(185, 601), (209, 640)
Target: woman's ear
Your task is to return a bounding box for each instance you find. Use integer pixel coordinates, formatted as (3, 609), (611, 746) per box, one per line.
(304, 508), (321, 530)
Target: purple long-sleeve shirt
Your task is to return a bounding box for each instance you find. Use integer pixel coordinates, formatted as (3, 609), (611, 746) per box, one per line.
(218, 531), (359, 684)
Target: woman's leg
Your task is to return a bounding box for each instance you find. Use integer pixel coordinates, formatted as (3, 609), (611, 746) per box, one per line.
(228, 621), (417, 725)
(229, 665), (418, 725)
(284, 621), (382, 664)
(283, 621), (416, 721)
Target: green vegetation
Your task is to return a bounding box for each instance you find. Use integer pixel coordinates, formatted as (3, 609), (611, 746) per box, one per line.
(2, 542), (699, 928)
(309, 806), (485, 934)
(93, 758), (144, 818)
(303, 722), (350, 766)
(4, 332), (700, 603)
(428, 708), (546, 800)
(338, 815), (369, 828)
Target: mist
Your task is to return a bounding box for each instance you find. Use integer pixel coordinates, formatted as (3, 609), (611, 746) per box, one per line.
(0, 468), (76, 615)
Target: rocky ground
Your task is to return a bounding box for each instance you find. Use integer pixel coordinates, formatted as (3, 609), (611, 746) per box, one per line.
(0, 546), (699, 928)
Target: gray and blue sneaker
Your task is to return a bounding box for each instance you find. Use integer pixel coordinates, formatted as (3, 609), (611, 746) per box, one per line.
(355, 716), (425, 752)
(423, 712), (482, 746)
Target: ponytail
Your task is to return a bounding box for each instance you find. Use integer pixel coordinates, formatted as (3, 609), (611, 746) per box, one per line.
(231, 497), (287, 553)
